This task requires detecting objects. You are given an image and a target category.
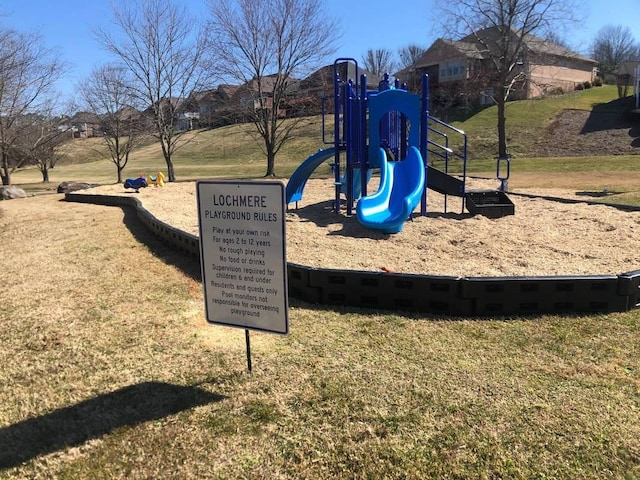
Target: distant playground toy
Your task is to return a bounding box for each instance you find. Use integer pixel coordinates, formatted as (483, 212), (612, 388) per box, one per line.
(285, 58), (514, 233)
(124, 172), (165, 192)
(123, 175), (148, 192)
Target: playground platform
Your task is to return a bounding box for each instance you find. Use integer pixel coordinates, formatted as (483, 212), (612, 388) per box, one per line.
(65, 191), (640, 318)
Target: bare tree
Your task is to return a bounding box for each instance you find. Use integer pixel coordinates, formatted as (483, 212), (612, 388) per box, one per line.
(543, 31), (569, 49)
(79, 64), (147, 183)
(208, 0), (338, 177)
(18, 115), (70, 183)
(436, 0), (578, 159)
(96, 0), (208, 182)
(398, 44), (427, 70)
(396, 44), (427, 92)
(591, 25), (638, 76)
(0, 27), (66, 185)
(361, 48), (396, 77)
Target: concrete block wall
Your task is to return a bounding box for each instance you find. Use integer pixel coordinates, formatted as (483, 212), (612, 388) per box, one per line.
(66, 192), (640, 317)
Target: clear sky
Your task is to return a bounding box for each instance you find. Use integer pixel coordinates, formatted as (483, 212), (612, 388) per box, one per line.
(2, 0), (639, 105)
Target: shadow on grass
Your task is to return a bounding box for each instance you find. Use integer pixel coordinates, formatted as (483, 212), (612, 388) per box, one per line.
(630, 124), (640, 148)
(581, 96), (636, 134)
(0, 382), (225, 470)
(120, 206), (202, 281)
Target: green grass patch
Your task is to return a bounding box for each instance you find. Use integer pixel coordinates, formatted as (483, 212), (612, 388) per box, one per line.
(453, 85), (622, 159)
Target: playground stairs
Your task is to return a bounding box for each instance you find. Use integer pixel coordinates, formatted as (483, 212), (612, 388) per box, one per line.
(465, 190), (515, 218)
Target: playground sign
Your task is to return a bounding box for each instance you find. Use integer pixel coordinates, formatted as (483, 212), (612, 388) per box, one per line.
(197, 180), (288, 335)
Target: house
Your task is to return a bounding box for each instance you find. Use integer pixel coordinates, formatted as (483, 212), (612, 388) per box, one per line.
(398, 26), (597, 108)
(188, 85), (241, 128)
(228, 74), (300, 121)
(294, 62), (382, 115)
(617, 61), (640, 105)
(299, 62), (382, 97)
(63, 111), (101, 138)
(145, 97), (200, 131)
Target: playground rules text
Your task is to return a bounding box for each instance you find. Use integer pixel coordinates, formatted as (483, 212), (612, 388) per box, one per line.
(197, 180), (288, 335)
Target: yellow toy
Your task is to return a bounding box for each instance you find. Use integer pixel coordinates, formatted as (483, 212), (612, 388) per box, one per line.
(146, 171), (165, 187)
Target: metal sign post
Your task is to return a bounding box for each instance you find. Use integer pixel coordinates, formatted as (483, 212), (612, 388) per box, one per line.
(197, 180), (289, 372)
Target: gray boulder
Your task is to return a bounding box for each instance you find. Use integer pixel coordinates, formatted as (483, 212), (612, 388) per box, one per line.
(57, 181), (99, 194)
(0, 186), (27, 200)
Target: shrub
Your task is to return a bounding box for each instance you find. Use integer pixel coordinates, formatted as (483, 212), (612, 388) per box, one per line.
(583, 80), (592, 89)
(575, 83), (584, 90)
(547, 86), (564, 96)
(593, 76), (603, 87)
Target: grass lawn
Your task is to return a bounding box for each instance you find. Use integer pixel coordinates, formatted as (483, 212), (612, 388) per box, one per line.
(0, 194), (638, 478)
(1, 85), (639, 478)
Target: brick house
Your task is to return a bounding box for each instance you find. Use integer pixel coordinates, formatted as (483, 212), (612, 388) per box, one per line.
(294, 62), (382, 115)
(63, 111), (101, 138)
(398, 26), (597, 108)
(188, 85), (240, 127)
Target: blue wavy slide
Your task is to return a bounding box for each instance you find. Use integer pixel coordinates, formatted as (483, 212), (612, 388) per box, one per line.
(356, 146), (425, 234)
(285, 147), (337, 204)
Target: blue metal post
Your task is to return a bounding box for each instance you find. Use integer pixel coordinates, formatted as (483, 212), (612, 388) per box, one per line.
(333, 67), (341, 213)
(420, 74), (429, 215)
(360, 74), (368, 199)
(345, 80), (355, 215)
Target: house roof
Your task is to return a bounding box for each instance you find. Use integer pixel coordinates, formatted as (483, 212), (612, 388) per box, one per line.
(460, 26), (595, 63)
(413, 25), (596, 69)
(70, 111), (100, 124)
(300, 62), (382, 90)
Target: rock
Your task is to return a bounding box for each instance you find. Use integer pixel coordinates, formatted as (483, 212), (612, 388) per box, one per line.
(0, 186), (27, 200)
(57, 181), (99, 194)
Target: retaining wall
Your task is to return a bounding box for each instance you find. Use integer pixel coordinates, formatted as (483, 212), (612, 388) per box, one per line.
(66, 192), (640, 317)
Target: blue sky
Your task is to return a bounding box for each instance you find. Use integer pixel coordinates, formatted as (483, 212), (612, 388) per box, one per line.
(2, 0), (639, 104)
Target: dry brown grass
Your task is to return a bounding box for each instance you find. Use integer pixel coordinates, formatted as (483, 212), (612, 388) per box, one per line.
(0, 194), (639, 479)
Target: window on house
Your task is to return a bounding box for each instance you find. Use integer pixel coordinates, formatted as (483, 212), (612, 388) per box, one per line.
(439, 61), (465, 80)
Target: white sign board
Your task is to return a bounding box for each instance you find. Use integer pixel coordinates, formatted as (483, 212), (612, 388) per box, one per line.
(197, 180), (288, 334)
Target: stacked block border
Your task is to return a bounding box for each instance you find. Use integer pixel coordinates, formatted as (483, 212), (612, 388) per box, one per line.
(66, 192), (640, 317)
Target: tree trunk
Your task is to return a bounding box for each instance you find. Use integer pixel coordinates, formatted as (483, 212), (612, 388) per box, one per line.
(1, 153), (11, 185)
(265, 150), (276, 177)
(117, 165), (123, 184)
(42, 168), (49, 182)
(166, 160), (175, 182)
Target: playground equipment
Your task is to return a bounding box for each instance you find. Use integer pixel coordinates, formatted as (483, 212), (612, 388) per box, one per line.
(356, 146), (425, 233)
(123, 175), (148, 192)
(147, 171), (165, 187)
(285, 58), (514, 231)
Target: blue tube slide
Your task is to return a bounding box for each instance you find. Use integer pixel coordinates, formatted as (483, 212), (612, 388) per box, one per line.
(285, 147), (337, 204)
(356, 146), (425, 234)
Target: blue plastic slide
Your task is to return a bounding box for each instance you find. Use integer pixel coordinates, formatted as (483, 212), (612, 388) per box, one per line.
(285, 147), (337, 204)
(356, 146), (425, 234)
(341, 167), (372, 201)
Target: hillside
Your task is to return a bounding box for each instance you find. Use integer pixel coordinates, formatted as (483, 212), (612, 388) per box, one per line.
(533, 96), (639, 157)
(456, 86), (639, 160)
(11, 86), (639, 191)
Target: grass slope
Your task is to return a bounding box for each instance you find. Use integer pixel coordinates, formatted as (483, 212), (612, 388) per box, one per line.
(10, 85), (639, 204)
(0, 196), (638, 478)
(458, 85), (622, 159)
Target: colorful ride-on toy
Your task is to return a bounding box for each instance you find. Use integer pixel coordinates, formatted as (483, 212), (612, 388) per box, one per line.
(123, 176), (148, 192)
